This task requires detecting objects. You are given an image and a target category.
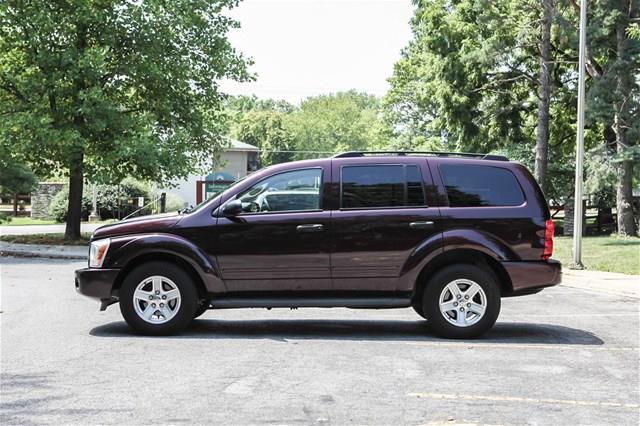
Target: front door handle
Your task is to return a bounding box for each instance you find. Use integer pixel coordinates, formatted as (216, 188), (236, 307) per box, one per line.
(296, 224), (324, 233)
(409, 221), (434, 229)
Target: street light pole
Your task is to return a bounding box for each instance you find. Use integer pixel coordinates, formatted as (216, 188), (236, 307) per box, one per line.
(571, 0), (587, 269)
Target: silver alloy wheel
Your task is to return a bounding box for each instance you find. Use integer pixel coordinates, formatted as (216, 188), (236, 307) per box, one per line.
(133, 276), (181, 324)
(438, 279), (487, 327)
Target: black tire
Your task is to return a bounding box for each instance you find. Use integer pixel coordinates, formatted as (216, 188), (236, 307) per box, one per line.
(119, 262), (198, 335)
(412, 303), (428, 320)
(193, 302), (209, 319)
(422, 264), (500, 339)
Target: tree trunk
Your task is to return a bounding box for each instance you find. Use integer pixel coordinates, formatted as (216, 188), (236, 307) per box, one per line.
(613, 11), (637, 237)
(614, 113), (636, 236)
(534, 0), (554, 195)
(12, 192), (18, 217)
(65, 152), (84, 240)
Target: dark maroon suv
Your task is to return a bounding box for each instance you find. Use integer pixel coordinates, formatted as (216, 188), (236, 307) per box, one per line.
(76, 151), (561, 338)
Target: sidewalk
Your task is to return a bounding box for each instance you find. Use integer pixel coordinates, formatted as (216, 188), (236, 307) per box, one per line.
(0, 241), (86, 260)
(562, 269), (639, 299)
(0, 223), (104, 236)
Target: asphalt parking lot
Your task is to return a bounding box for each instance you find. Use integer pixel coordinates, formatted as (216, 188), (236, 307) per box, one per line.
(1, 257), (639, 425)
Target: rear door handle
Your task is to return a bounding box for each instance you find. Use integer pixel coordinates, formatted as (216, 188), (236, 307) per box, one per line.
(296, 224), (324, 233)
(409, 221), (434, 229)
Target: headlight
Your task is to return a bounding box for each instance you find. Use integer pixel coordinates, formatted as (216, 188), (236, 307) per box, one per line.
(89, 238), (110, 268)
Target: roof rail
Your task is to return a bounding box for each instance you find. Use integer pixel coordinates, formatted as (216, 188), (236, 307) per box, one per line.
(333, 151), (509, 161)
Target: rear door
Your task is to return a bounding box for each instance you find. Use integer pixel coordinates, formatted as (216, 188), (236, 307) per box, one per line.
(330, 158), (441, 291)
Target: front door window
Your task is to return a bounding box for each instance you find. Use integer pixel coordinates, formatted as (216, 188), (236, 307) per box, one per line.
(236, 168), (323, 214)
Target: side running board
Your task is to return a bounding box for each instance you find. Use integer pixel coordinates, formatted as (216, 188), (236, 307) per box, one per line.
(210, 297), (412, 310)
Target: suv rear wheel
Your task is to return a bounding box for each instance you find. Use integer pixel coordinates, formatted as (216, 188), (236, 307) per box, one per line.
(119, 262), (198, 335)
(422, 264), (500, 339)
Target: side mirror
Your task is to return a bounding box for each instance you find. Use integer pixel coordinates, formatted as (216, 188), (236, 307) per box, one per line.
(222, 199), (243, 216)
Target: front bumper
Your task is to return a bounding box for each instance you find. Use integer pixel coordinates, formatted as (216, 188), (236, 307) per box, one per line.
(75, 267), (120, 302)
(502, 259), (562, 296)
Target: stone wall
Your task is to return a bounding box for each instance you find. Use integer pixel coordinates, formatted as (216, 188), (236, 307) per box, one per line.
(31, 183), (64, 219)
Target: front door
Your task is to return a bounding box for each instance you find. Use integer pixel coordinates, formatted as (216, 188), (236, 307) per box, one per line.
(330, 159), (441, 291)
(215, 167), (332, 292)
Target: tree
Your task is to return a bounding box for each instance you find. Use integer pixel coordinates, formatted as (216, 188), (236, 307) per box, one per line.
(534, 0), (555, 194)
(560, 0), (639, 235)
(0, 157), (37, 216)
(1, 0), (250, 239)
(385, 0), (543, 152)
(233, 109), (295, 166)
(385, 0), (639, 236)
(287, 91), (389, 159)
(227, 92), (389, 163)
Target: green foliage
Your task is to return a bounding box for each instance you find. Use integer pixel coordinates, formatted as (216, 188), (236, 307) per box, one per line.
(233, 110), (294, 166)
(227, 91), (390, 165)
(0, 159), (37, 196)
(1, 0), (250, 182)
(385, 0), (639, 205)
(49, 179), (152, 222)
(287, 91), (389, 159)
(385, 0), (539, 152)
(163, 192), (186, 213)
(1, 0), (250, 236)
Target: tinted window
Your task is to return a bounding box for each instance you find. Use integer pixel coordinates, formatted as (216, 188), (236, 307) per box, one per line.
(237, 168), (322, 213)
(439, 164), (524, 207)
(341, 165), (426, 209)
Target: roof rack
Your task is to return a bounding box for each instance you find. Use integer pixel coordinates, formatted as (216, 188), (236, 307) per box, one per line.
(333, 151), (509, 161)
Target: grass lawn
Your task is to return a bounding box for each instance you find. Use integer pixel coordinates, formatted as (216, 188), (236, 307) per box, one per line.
(0, 217), (117, 226)
(554, 235), (640, 275)
(0, 217), (59, 225)
(0, 233), (91, 246)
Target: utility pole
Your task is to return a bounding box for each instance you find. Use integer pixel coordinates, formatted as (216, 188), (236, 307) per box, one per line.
(571, 0), (587, 269)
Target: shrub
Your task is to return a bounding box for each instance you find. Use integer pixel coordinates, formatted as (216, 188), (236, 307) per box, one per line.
(163, 192), (186, 212)
(49, 179), (153, 222)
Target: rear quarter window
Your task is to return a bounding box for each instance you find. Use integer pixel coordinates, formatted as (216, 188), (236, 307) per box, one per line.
(439, 164), (525, 207)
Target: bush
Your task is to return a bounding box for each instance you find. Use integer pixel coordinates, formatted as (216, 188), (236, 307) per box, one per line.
(49, 189), (92, 223)
(49, 179), (153, 222)
(163, 192), (186, 212)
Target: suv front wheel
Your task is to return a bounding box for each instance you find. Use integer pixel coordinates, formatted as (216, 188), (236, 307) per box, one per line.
(119, 262), (198, 335)
(422, 264), (500, 339)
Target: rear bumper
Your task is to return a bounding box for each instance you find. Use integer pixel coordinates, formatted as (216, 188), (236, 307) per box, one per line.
(75, 267), (120, 301)
(501, 259), (561, 295)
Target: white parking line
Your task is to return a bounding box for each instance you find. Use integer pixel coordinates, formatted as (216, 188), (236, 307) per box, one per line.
(505, 313), (638, 317)
(404, 342), (638, 351)
(407, 392), (639, 409)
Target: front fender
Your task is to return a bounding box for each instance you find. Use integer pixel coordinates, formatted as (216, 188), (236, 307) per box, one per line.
(105, 233), (225, 293)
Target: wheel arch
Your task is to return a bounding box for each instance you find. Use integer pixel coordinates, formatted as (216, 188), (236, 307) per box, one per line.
(412, 248), (513, 305)
(112, 252), (209, 300)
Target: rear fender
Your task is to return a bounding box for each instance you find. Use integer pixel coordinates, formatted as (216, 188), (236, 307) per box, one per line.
(441, 229), (519, 261)
(399, 229), (517, 293)
(398, 233), (444, 291)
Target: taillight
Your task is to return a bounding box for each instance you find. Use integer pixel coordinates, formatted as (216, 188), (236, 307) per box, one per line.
(542, 219), (554, 260)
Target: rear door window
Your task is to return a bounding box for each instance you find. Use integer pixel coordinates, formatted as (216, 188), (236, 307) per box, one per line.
(439, 164), (524, 207)
(341, 165), (426, 209)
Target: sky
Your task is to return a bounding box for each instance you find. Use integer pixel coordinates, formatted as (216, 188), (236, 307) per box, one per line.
(219, 0), (415, 104)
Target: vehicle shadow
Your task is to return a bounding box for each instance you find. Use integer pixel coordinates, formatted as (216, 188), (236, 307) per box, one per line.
(90, 319), (604, 345)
